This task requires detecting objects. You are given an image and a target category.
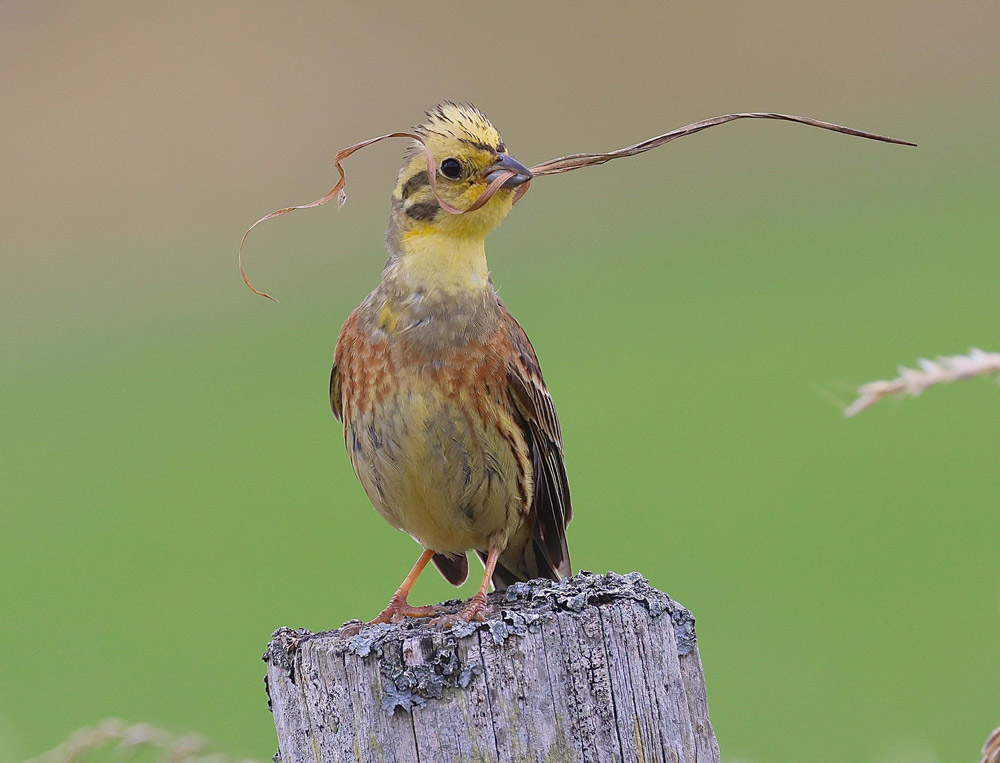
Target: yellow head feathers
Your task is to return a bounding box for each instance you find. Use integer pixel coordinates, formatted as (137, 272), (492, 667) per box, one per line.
(390, 102), (528, 241)
(413, 102), (506, 154)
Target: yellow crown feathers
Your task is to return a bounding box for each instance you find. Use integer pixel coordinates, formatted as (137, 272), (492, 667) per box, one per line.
(413, 102), (505, 154)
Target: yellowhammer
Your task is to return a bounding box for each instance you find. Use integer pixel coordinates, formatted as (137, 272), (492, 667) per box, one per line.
(330, 103), (571, 624)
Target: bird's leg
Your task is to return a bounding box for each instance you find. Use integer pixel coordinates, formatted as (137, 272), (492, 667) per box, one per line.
(368, 548), (442, 624)
(455, 544), (501, 623)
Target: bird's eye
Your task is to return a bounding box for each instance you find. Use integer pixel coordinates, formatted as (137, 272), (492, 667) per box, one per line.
(440, 158), (462, 179)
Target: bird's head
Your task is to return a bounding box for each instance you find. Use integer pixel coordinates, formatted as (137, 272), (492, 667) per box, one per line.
(390, 102), (531, 242)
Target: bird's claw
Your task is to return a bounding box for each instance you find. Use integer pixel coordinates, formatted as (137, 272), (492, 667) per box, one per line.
(338, 600), (445, 637)
(369, 596), (444, 625)
(339, 589), (491, 634)
(429, 592), (489, 627)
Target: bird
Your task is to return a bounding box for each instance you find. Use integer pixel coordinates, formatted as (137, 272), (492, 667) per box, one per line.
(329, 102), (572, 625)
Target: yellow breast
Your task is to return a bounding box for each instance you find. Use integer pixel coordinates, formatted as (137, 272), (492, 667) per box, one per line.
(347, 366), (528, 554)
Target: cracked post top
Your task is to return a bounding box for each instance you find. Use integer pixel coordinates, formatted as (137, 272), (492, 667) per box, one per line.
(264, 570), (695, 661)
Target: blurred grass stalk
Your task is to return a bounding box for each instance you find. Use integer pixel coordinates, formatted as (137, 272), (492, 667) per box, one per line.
(25, 719), (261, 763)
(982, 726), (1000, 763)
(845, 348), (1000, 416)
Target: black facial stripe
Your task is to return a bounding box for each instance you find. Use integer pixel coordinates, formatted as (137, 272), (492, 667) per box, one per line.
(457, 137), (496, 153)
(401, 170), (429, 199)
(405, 200), (440, 221)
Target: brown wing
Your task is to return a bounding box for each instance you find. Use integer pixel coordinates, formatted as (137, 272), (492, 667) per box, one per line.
(329, 361), (343, 421)
(501, 304), (572, 582)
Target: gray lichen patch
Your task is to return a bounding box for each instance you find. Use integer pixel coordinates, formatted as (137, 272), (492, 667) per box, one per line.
(502, 570), (694, 649)
(374, 629), (484, 713)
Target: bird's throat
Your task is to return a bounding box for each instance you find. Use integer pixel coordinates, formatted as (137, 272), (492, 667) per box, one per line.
(387, 228), (490, 297)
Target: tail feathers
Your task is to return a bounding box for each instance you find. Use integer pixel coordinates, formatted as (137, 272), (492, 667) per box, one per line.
(476, 536), (569, 592)
(431, 552), (469, 587)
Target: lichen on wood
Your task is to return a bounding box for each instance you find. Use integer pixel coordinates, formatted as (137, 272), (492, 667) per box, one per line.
(265, 571), (720, 762)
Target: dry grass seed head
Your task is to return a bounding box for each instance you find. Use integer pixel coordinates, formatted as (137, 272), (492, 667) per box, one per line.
(844, 349), (1000, 416)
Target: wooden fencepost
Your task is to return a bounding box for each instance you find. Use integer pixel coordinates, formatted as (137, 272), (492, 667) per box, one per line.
(265, 571), (720, 762)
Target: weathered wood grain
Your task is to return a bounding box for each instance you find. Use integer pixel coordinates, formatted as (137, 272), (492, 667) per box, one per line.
(265, 571), (719, 763)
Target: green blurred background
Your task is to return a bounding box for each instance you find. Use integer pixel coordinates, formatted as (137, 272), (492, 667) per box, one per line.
(2, 2), (998, 761)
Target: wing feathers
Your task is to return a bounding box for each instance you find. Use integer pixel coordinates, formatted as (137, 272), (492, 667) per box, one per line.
(502, 306), (572, 583)
(329, 361), (343, 421)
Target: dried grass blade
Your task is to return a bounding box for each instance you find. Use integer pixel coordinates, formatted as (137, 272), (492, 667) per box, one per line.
(529, 112), (915, 176)
(238, 131), (422, 300)
(240, 111), (914, 300)
(239, 131), (514, 298)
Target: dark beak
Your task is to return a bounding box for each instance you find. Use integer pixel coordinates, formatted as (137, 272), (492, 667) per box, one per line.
(484, 153), (533, 188)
